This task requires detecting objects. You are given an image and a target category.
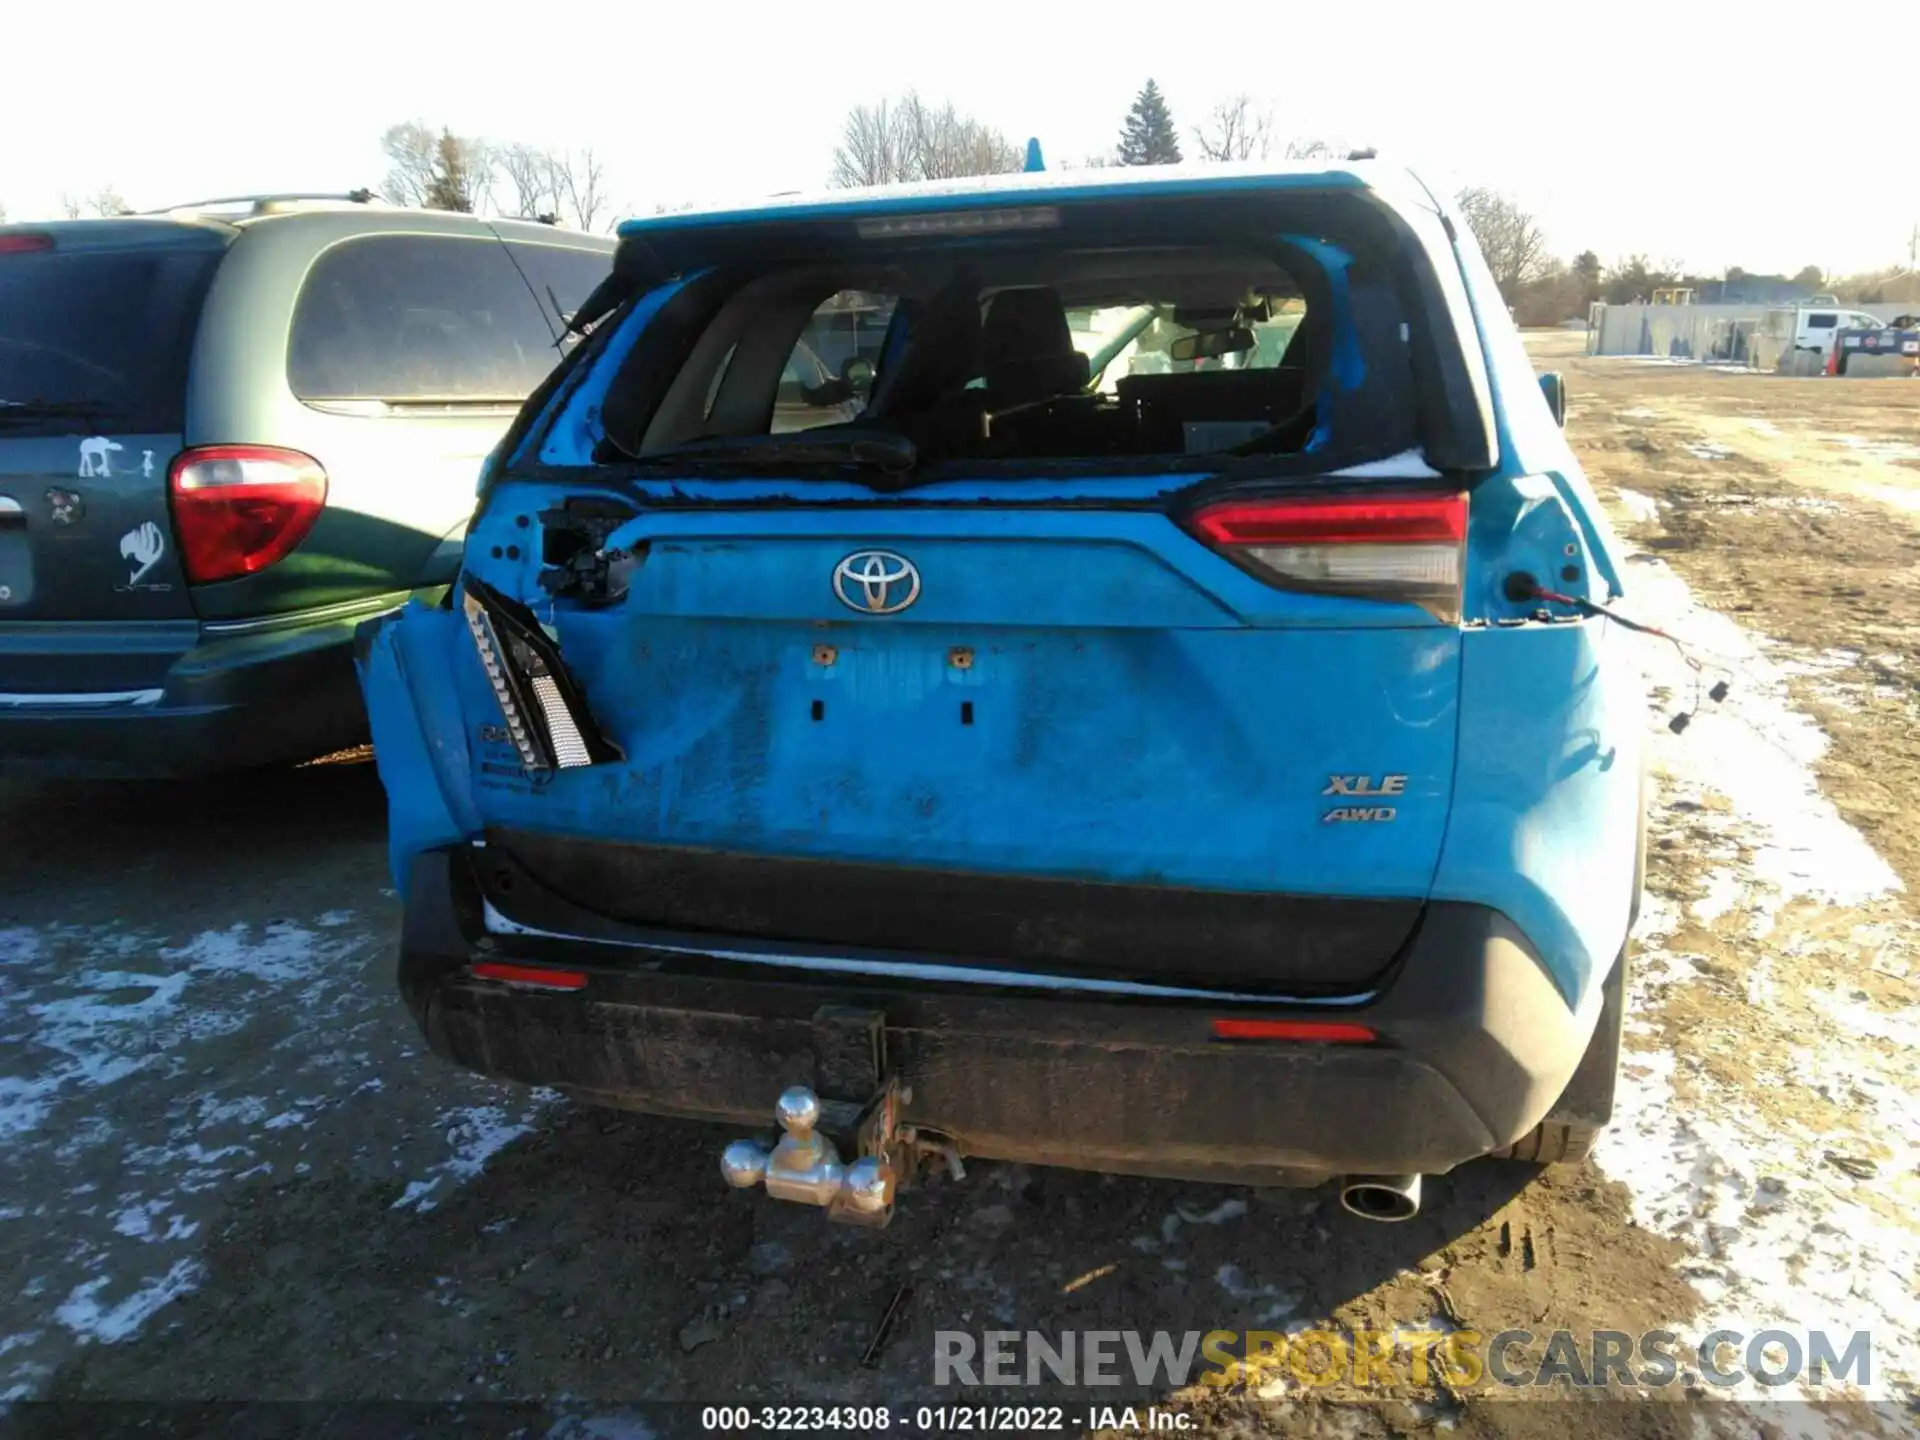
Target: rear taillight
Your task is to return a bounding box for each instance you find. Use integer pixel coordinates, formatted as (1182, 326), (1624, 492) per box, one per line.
(1188, 490), (1468, 622)
(462, 576), (622, 776)
(167, 446), (327, 584)
(0, 234), (55, 255)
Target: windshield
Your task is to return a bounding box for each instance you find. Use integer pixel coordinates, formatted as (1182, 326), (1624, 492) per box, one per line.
(0, 242), (222, 435)
(1072, 301), (1308, 392)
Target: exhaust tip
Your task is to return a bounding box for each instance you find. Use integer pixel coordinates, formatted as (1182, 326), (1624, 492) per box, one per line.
(1339, 1173), (1422, 1222)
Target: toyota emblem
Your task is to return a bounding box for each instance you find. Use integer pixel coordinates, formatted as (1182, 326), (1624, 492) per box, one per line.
(832, 550), (920, 615)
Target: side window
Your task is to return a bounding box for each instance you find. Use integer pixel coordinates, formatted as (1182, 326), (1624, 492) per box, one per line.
(288, 234), (559, 403)
(1806, 313), (1838, 330)
(771, 291), (896, 433)
(505, 241), (613, 345)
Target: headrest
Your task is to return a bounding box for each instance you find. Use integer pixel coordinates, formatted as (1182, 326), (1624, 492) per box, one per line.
(982, 287), (1090, 404)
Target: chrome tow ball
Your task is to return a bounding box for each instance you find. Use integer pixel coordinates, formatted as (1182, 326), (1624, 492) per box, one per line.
(721, 1084), (899, 1226)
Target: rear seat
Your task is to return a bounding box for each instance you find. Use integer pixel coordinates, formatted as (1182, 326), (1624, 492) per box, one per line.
(1119, 369), (1310, 454)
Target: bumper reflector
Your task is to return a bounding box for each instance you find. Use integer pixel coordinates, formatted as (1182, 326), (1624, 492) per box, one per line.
(472, 962), (588, 991)
(1210, 1018), (1377, 1043)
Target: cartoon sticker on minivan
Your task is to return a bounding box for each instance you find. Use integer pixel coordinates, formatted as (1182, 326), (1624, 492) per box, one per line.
(78, 437), (123, 478)
(118, 521), (165, 587)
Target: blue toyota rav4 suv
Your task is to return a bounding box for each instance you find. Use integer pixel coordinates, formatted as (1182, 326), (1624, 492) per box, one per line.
(358, 160), (1646, 1225)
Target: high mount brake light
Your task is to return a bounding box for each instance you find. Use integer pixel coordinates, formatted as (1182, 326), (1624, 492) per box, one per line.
(461, 577), (621, 776)
(854, 206), (1061, 240)
(1188, 490), (1468, 621)
(167, 446), (328, 584)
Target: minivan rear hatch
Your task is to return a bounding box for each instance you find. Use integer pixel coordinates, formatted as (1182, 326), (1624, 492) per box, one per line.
(0, 221), (227, 627)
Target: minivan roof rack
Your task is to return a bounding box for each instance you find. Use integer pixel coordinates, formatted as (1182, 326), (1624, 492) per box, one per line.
(147, 190), (384, 218)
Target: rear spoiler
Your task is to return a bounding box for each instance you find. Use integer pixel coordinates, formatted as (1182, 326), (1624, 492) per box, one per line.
(566, 235), (673, 335)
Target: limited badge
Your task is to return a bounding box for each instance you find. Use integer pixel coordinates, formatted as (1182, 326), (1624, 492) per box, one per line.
(46, 488), (84, 525)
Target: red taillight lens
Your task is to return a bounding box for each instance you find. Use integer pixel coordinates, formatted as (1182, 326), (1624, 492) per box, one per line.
(1210, 1018), (1377, 1043)
(0, 234), (55, 254)
(1188, 490), (1468, 621)
(167, 446), (327, 584)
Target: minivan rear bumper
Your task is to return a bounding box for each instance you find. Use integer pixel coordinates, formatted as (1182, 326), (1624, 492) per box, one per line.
(0, 606), (390, 778)
(397, 845), (1603, 1185)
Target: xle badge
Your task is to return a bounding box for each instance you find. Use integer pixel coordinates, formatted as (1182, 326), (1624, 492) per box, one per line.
(1322, 774), (1405, 824)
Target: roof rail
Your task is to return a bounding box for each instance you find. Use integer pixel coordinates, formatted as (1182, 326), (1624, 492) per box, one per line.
(146, 190), (382, 217)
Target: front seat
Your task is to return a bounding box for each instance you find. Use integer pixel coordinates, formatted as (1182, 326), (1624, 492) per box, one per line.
(981, 287), (1091, 406)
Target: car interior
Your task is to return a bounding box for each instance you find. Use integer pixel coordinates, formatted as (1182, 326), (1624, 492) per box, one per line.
(606, 246), (1345, 469)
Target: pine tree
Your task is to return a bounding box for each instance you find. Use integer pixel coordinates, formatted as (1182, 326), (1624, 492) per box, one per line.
(424, 129), (479, 213)
(1117, 80), (1183, 166)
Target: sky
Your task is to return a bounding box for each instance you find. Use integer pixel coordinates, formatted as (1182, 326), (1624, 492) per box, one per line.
(6, 0), (1917, 278)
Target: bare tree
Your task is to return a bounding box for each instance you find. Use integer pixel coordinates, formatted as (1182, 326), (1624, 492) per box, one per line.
(379, 121), (441, 206)
(495, 144), (609, 229)
(87, 186), (133, 217)
(1282, 137), (1339, 160)
(59, 193), (83, 220)
(831, 98), (905, 188)
(497, 141), (556, 219)
(1456, 186), (1551, 294)
(550, 147), (608, 231)
(830, 92), (1021, 187)
(1193, 95), (1273, 162)
(381, 121), (493, 212)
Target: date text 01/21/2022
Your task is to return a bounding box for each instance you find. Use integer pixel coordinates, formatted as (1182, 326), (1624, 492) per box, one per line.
(699, 1405), (1193, 1431)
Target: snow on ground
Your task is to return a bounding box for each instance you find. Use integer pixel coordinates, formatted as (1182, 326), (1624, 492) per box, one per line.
(1615, 488), (1661, 524)
(392, 1097), (558, 1212)
(0, 911), (547, 1397)
(1593, 544), (1919, 1415)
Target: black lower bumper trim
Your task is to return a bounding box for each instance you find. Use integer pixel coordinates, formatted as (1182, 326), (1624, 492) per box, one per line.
(396, 846), (1602, 1183)
(483, 827), (1419, 994)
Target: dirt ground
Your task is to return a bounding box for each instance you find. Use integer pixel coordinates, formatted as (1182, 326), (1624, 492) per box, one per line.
(2, 339), (1918, 1438)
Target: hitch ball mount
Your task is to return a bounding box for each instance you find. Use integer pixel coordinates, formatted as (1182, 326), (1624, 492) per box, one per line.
(721, 1077), (954, 1227)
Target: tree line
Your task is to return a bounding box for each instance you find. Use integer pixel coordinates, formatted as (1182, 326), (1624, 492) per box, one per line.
(7, 94), (1909, 306)
(826, 81), (1903, 320)
(376, 122), (613, 231)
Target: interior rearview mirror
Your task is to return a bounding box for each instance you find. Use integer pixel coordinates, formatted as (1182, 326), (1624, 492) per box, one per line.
(1170, 327), (1256, 364)
(1539, 372), (1567, 427)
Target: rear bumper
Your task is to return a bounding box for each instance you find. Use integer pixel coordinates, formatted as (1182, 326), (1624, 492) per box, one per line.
(397, 845), (1604, 1184)
(0, 606), (392, 778)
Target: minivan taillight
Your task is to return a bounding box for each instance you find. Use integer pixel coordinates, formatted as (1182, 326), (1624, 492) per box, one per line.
(168, 446), (327, 584)
(1188, 490), (1468, 622)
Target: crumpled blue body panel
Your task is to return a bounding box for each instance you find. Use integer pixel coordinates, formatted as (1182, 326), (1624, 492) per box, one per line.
(358, 179), (1647, 1017)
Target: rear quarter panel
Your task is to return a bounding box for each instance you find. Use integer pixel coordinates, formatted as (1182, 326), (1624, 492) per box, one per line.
(1427, 201), (1644, 1012)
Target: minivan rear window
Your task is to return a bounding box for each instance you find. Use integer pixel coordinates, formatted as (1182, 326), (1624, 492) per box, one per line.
(288, 234), (564, 404)
(0, 244), (222, 436)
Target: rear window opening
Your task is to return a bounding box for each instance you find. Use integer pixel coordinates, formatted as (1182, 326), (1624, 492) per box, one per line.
(0, 241), (224, 436)
(583, 212), (1429, 481)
